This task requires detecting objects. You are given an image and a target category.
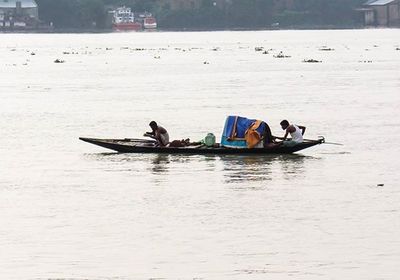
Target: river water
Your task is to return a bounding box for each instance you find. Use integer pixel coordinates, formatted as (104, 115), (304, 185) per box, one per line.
(1, 30), (399, 279)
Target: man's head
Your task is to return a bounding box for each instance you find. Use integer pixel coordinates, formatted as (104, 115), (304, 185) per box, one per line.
(149, 121), (158, 131)
(280, 120), (289, 130)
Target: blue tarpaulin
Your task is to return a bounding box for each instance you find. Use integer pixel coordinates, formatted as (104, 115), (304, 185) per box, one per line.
(222, 116), (266, 139)
(221, 116), (266, 148)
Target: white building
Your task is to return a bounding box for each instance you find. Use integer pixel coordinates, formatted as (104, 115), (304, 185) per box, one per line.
(0, 0), (38, 29)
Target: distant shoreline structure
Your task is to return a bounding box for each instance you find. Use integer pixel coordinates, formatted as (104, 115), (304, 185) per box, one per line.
(110, 7), (157, 32)
(3, 0), (399, 33)
(2, 25), (391, 34)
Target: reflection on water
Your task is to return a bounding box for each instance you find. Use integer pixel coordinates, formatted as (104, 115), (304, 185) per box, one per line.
(84, 152), (134, 162)
(84, 152), (316, 185)
(220, 154), (309, 184)
(220, 155), (274, 185)
(149, 154), (170, 174)
(279, 154), (308, 181)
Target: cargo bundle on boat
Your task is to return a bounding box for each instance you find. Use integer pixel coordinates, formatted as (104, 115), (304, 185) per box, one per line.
(221, 116), (271, 149)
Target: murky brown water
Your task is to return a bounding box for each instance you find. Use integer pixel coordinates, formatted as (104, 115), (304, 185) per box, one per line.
(1, 29), (400, 279)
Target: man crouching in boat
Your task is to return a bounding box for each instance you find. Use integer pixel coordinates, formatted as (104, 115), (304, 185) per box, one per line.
(144, 121), (169, 146)
(277, 120), (306, 147)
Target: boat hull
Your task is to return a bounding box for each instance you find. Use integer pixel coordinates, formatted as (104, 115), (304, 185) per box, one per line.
(79, 137), (324, 155)
(113, 23), (142, 31)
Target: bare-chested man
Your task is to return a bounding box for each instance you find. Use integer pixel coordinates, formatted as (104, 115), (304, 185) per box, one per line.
(144, 121), (169, 146)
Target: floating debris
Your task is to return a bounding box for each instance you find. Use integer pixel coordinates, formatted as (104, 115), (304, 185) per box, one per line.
(303, 59), (321, 63)
(211, 47), (220, 51)
(377, 183), (384, 187)
(359, 60), (373, 63)
(319, 47), (334, 51)
(154, 56), (161, 59)
(203, 61), (210, 64)
(255, 47), (264, 52)
(396, 47), (400, 51)
(62, 51), (70, 55)
(262, 50), (269, 54)
(54, 59), (65, 63)
(106, 48), (113, 51)
(274, 51), (291, 58)
(30, 52), (36, 55)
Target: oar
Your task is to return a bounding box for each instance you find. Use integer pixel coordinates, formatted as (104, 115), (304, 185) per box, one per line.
(316, 136), (343, 146)
(302, 137), (343, 146)
(272, 136), (343, 146)
(124, 138), (156, 143)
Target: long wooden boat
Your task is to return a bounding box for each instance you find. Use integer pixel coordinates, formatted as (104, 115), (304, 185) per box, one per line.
(79, 137), (324, 155)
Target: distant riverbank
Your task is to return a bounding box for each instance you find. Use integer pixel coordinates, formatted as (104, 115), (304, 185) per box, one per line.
(1, 24), (372, 34)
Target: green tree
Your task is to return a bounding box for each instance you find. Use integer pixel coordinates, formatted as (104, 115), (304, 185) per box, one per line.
(35, 0), (365, 30)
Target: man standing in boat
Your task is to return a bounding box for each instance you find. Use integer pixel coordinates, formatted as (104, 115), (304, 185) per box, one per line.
(277, 120), (306, 147)
(144, 121), (169, 146)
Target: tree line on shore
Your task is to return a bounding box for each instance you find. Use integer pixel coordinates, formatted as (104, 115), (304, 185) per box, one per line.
(36, 0), (365, 30)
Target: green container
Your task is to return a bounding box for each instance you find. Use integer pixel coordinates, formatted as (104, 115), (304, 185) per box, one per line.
(204, 133), (216, 147)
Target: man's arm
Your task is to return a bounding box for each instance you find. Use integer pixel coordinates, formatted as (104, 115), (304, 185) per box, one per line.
(282, 125), (297, 141)
(298, 125), (306, 135)
(282, 130), (289, 141)
(144, 131), (155, 137)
